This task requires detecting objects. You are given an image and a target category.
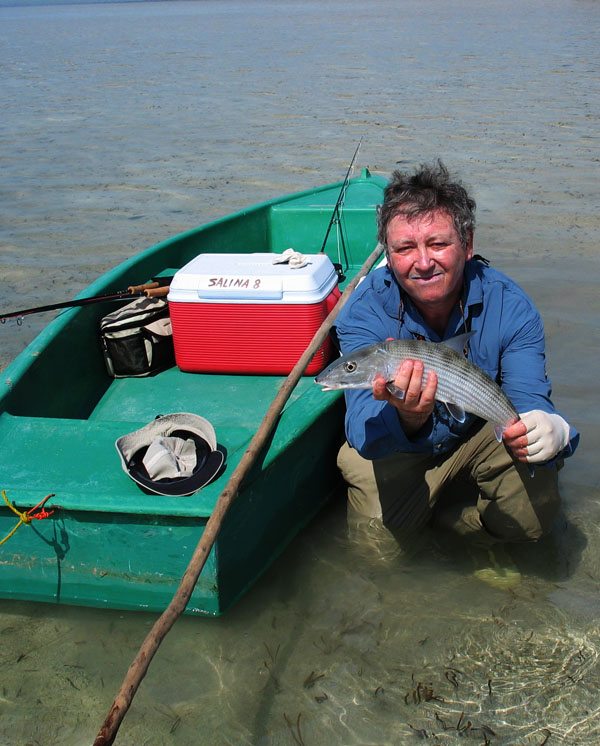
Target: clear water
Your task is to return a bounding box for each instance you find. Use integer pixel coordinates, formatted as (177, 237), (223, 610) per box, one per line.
(0, 0), (599, 743)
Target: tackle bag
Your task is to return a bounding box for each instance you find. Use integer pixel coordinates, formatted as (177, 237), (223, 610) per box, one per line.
(100, 296), (175, 378)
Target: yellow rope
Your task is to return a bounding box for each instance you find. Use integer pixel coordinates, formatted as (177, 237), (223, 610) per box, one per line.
(0, 490), (32, 547)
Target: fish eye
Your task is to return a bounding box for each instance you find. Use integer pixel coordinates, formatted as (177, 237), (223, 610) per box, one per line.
(344, 361), (357, 373)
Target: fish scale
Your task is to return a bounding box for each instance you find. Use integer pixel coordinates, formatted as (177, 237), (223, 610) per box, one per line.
(315, 334), (519, 434)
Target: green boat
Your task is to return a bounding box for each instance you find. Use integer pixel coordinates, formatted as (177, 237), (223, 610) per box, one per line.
(0, 168), (386, 616)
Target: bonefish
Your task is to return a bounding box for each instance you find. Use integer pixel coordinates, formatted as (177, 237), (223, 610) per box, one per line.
(315, 332), (519, 440)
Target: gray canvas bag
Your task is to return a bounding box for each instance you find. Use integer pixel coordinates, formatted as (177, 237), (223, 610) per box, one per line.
(100, 296), (175, 378)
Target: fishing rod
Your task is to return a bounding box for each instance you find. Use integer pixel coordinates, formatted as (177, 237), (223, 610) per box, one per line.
(0, 280), (172, 324)
(319, 137), (363, 270)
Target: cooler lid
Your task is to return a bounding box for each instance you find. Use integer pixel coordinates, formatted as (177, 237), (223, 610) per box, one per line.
(168, 252), (338, 304)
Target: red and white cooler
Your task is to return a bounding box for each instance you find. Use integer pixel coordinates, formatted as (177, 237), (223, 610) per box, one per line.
(167, 253), (340, 375)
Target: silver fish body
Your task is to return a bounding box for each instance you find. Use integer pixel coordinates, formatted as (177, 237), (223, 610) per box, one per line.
(315, 333), (519, 436)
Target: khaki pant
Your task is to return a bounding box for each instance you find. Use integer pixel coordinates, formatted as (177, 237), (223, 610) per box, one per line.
(337, 421), (561, 548)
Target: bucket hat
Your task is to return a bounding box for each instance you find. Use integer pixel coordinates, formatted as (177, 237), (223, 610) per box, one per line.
(116, 413), (225, 496)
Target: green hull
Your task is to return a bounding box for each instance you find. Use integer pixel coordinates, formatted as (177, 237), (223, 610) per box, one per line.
(0, 169), (386, 616)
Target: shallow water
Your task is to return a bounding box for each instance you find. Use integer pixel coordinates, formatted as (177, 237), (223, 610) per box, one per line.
(0, 0), (599, 743)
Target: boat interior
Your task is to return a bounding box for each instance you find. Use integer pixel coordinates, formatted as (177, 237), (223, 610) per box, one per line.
(0, 170), (386, 516)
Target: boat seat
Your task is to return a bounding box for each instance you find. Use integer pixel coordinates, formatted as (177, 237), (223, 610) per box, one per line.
(0, 412), (245, 516)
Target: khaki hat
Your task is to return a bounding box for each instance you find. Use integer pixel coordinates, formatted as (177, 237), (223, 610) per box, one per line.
(116, 413), (225, 496)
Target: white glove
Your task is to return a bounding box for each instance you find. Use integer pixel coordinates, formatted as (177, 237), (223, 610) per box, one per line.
(520, 410), (570, 463)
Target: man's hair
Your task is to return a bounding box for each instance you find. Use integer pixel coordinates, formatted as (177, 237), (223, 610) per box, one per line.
(377, 160), (476, 249)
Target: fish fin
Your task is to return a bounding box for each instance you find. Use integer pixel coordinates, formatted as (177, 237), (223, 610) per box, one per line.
(440, 331), (476, 355)
(445, 402), (466, 423)
(386, 383), (406, 400)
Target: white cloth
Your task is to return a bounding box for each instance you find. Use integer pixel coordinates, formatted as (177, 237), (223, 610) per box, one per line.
(272, 248), (309, 269)
(520, 410), (570, 463)
(142, 436), (197, 479)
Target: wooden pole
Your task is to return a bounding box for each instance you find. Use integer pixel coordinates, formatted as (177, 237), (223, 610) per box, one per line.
(93, 244), (384, 746)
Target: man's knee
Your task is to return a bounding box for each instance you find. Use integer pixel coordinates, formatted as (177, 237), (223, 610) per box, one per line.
(480, 510), (548, 543)
(471, 432), (561, 543)
(479, 464), (561, 543)
(337, 441), (383, 520)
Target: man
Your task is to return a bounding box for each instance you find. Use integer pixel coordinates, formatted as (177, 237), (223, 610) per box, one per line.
(334, 161), (579, 547)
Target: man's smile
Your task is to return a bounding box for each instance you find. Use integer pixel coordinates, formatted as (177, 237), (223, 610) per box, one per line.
(385, 210), (473, 331)
(409, 271), (444, 282)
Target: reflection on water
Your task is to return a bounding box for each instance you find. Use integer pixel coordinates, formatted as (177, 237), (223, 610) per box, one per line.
(1, 0), (599, 744)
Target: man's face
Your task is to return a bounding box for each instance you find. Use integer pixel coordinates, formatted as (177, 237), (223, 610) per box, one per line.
(385, 209), (473, 314)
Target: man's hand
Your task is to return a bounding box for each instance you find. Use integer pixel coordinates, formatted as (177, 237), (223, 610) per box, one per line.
(373, 359), (437, 435)
(503, 410), (570, 463)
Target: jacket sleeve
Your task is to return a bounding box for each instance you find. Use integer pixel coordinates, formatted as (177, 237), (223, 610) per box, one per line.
(499, 289), (579, 459)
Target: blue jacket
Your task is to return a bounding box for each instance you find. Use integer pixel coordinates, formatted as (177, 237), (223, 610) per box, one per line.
(333, 259), (579, 461)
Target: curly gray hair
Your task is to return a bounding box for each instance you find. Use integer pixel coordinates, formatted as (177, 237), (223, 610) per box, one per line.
(377, 160), (476, 249)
